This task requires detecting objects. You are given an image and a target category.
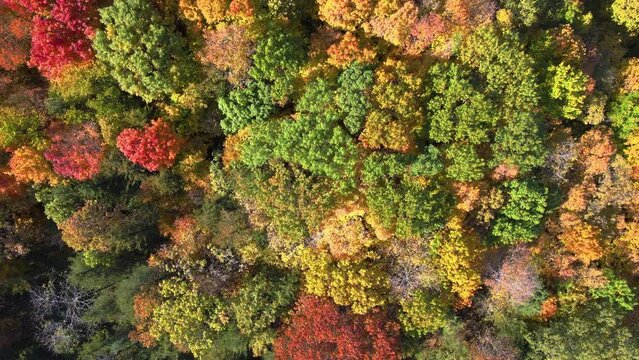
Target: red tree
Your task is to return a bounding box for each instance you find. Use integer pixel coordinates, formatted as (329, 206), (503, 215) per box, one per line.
(27, 0), (97, 78)
(0, 3), (31, 71)
(117, 119), (185, 172)
(44, 122), (104, 181)
(9, 0), (52, 14)
(404, 13), (449, 55)
(274, 295), (400, 360)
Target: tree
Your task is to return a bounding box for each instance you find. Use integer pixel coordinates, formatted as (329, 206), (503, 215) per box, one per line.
(491, 180), (547, 245)
(44, 122), (104, 181)
(609, 92), (639, 140)
(499, 0), (543, 26)
(545, 62), (589, 120)
(362, 152), (453, 239)
(217, 81), (274, 135)
(273, 295), (400, 360)
(335, 62), (374, 134)
(526, 302), (639, 360)
(30, 278), (94, 354)
(149, 278), (228, 358)
(200, 24), (254, 85)
(404, 13), (449, 55)
(398, 290), (450, 337)
(611, 0), (639, 32)
(430, 216), (483, 306)
(248, 24), (306, 102)
(0, 5), (31, 71)
(445, 143), (486, 182)
(365, 1), (418, 46)
(93, 0), (197, 102)
(298, 248), (389, 314)
(619, 58), (639, 93)
(317, 0), (373, 31)
(360, 59), (424, 152)
(326, 32), (376, 68)
(486, 247), (543, 310)
(0, 106), (45, 150)
(117, 119), (184, 171)
(230, 271), (298, 355)
(59, 200), (154, 255)
(28, 0), (98, 78)
(8, 146), (59, 185)
(444, 0), (496, 28)
(491, 112), (546, 173)
(557, 212), (603, 265)
(425, 62), (498, 145)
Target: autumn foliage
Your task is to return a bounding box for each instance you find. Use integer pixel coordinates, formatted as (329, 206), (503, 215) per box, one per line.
(44, 122), (104, 181)
(117, 119), (185, 172)
(274, 295), (400, 360)
(27, 0), (98, 78)
(0, 4), (31, 71)
(8, 146), (58, 185)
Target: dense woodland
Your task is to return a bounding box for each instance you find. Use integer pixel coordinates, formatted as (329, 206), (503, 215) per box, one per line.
(1, 0), (639, 358)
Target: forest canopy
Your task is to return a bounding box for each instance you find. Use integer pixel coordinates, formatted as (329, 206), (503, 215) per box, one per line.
(1, 0), (639, 359)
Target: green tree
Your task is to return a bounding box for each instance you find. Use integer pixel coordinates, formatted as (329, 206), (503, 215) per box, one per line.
(545, 62), (589, 120)
(362, 153), (453, 239)
(336, 62), (374, 135)
(0, 107), (46, 150)
(491, 180), (547, 245)
(526, 302), (639, 360)
(230, 271), (298, 355)
(609, 92), (639, 140)
(218, 81), (275, 135)
(93, 0), (198, 102)
(491, 112), (547, 173)
(248, 23), (306, 102)
(445, 143), (486, 182)
(425, 63), (498, 145)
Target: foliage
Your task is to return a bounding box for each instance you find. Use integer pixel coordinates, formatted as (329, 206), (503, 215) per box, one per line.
(273, 295), (400, 360)
(8, 146), (59, 185)
(491, 180), (547, 245)
(93, 0), (197, 102)
(0, 106), (45, 149)
(200, 24), (254, 85)
(545, 62), (589, 120)
(218, 81), (274, 135)
(0, 6), (31, 71)
(44, 122), (104, 181)
(4, 2), (639, 359)
(611, 0), (639, 32)
(430, 216), (483, 305)
(589, 271), (636, 311)
(230, 271), (298, 355)
(399, 290), (450, 337)
(298, 247), (389, 314)
(526, 302), (639, 360)
(117, 119), (184, 171)
(28, 0), (98, 78)
(317, 0), (373, 31)
(149, 278), (228, 358)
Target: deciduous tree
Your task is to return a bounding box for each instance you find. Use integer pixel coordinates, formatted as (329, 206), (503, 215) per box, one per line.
(117, 119), (184, 171)
(44, 122), (104, 181)
(93, 0), (197, 102)
(273, 295), (400, 360)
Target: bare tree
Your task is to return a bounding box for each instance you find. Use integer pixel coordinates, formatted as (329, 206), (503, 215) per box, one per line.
(470, 329), (520, 360)
(486, 246), (542, 309)
(545, 137), (577, 184)
(30, 278), (94, 354)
